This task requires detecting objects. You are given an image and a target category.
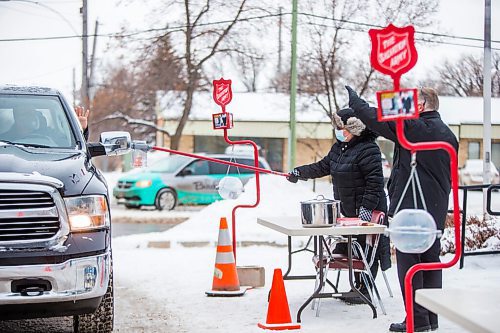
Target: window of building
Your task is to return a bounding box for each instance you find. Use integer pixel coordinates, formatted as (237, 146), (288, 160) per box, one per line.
(492, 143), (500, 169)
(468, 141), (480, 160)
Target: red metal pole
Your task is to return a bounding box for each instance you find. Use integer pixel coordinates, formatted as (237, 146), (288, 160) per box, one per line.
(219, 104), (263, 262)
(222, 128), (261, 262)
(395, 119), (461, 333)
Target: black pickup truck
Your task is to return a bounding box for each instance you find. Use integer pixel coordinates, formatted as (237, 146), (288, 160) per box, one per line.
(0, 86), (130, 332)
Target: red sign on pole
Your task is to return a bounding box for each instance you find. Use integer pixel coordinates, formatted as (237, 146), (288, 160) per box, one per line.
(213, 78), (233, 111)
(369, 24), (418, 86)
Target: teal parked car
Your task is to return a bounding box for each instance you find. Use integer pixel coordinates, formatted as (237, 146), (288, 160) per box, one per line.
(113, 154), (271, 210)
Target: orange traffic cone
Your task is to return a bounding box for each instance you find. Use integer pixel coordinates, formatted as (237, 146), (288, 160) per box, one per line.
(205, 217), (246, 297)
(258, 268), (301, 330)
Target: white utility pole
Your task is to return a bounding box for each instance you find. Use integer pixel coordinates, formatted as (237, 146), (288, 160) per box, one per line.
(483, 0), (492, 215)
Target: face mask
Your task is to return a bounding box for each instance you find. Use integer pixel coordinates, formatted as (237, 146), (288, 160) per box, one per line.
(335, 129), (346, 142)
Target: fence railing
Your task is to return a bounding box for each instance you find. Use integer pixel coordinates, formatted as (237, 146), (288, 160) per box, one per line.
(447, 184), (500, 269)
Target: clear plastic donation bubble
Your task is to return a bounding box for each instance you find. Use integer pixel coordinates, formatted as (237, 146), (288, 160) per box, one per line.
(217, 176), (244, 200)
(132, 149), (147, 168)
(386, 209), (442, 253)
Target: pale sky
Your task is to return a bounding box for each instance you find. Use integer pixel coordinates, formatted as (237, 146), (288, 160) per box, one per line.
(0, 0), (498, 104)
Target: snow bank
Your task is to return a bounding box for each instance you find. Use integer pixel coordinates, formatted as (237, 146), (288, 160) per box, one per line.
(441, 216), (500, 254)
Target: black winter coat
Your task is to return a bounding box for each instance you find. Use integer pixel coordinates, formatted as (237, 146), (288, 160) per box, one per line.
(296, 135), (387, 218)
(349, 97), (459, 230)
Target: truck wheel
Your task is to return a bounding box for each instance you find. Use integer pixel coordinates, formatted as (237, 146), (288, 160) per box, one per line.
(155, 188), (176, 211)
(74, 271), (114, 333)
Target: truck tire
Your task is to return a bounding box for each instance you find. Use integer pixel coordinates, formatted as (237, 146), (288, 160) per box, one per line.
(73, 271), (114, 333)
(155, 188), (177, 211)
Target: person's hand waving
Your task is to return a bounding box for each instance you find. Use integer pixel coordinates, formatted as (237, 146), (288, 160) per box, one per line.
(345, 85), (360, 108)
(75, 106), (90, 130)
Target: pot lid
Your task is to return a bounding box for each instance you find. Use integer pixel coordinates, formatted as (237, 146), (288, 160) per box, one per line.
(301, 194), (338, 204)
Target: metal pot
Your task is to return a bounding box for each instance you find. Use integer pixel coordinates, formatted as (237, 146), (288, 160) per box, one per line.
(300, 195), (341, 228)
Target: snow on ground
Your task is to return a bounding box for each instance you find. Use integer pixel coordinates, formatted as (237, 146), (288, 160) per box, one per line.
(113, 245), (500, 333)
(111, 173), (500, 332)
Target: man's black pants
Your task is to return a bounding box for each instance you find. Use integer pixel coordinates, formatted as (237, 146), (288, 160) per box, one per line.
(396, 239), (442, 327)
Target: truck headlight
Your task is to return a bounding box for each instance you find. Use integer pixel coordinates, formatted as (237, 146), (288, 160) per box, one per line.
(135, 180), (152, 188)
(64, 195), (110, 231)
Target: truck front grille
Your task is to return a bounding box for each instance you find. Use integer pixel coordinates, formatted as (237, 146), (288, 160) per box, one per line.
(0, 190), (60, 242)
(0, 190), (54, 210)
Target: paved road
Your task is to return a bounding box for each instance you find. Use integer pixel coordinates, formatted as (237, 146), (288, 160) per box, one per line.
(0, 282), (176, 332)
(0, 205), (198, 333)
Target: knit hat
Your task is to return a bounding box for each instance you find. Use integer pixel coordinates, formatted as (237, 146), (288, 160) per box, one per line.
(332, 108), (366, 136)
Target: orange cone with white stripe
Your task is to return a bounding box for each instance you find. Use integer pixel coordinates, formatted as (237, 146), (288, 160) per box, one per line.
(206, 217), (246, 297)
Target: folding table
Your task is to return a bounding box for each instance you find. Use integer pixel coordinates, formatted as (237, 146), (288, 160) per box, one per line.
(257, 216), (386, 322)
(416, 288), (500, 333)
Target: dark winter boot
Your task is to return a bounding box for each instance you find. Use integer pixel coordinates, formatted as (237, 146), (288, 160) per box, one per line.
(389, 320), (432, 332)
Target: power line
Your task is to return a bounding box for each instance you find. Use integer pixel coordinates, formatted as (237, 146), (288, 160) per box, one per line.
(299, 19), (500, 51)
(0, 10), (498, 50)
(0, 12), (284, 42)
(298, 12), (500, 45)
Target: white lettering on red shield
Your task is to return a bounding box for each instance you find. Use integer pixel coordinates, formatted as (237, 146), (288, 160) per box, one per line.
(378, 39), (408, 64)
(382, 36), (396, 49)
(390, 49), (408, 67)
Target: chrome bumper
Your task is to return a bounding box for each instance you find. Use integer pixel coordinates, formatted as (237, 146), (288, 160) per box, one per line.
(0, 252), (110, 304)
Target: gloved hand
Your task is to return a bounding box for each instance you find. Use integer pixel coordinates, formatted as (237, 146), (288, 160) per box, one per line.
(286, 168), (301, 183)
(345, 85), (360, 107)
(358, 206), (373, 222)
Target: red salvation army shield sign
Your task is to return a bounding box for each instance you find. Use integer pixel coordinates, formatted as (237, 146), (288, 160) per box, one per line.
(369, 24), (417, 81)
(213, 78), (233, 109)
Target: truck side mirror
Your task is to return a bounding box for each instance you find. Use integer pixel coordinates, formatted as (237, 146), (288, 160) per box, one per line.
(99, 131), (132, 156)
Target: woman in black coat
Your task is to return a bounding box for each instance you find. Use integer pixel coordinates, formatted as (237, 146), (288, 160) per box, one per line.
(287, 107), (389, 302)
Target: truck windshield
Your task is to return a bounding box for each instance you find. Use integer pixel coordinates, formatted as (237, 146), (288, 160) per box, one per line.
(0, 95), (76, 148)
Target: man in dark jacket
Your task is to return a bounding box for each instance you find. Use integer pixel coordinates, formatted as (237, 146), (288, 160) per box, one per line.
(346, 86), (458, 332)
(287, 108), (390, 302)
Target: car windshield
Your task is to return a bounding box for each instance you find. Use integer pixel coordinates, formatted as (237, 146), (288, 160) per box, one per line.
(0, 94), (76, 148)
(147, 155), (191, 173)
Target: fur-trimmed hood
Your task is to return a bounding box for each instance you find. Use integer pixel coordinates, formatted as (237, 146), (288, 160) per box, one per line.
(332, 108), (366, 136)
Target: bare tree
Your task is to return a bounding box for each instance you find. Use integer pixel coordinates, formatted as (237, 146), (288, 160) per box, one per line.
(234, 50), (266, 92)
(425, 52), (500, 97)
(150, 0), (250, 150)
(91, 34), (184, 144)
(297, 0), (439, 122)
(494, 53), (500, 97)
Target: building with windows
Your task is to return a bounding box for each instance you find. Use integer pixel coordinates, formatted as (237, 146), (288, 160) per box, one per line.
(156, 92), (500, 171)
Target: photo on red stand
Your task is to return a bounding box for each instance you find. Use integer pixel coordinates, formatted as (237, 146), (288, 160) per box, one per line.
(376, 88), (418, 122)
(212, 112), (233, 130)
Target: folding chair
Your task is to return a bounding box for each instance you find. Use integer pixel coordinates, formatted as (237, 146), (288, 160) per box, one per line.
(364, 211), (393, 298)
(311, 211), (391, 317)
